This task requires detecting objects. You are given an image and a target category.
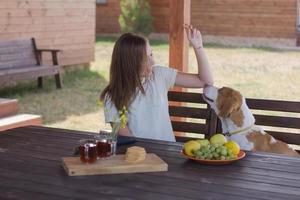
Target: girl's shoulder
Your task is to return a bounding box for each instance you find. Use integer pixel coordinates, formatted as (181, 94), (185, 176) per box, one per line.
(153, 65), (170, 72)
(152, 65), (177, 76)
(151, 65), (177, 89)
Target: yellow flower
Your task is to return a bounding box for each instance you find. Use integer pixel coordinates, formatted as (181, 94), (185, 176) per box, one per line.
(97, 100), (104, 107)
(119, 106), (128, 128)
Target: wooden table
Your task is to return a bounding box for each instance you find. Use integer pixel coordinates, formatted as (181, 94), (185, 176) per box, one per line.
(1, 126), (300, 200)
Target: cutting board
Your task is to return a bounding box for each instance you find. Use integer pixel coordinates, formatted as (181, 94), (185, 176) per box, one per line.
(62, 153), (168, 176)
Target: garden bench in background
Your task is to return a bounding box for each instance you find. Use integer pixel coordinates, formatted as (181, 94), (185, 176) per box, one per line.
(0, 38), (62, 89)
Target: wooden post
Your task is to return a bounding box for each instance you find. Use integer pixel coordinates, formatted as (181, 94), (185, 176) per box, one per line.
(169, 0), (191, 137)
(169, 0), (190, 92)
(297, 0), (300, 46)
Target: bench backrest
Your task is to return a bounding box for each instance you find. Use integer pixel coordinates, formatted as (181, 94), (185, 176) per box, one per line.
(168, 91), (218, 142)
(217, 98), (300, 146)
(0, 38), (38, 70)
(168, 91), (300, 146)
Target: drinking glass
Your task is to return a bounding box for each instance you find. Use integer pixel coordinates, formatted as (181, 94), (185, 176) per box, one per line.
(78, 139), (98, 163)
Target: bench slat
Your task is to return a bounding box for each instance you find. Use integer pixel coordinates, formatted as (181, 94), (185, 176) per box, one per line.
(267, 131), (300, 145)
(247, 98), (300, 113)
(169, 106), (209, 119)
(0, 59), (37, 70)
(254, 114), (300, 129)
(175, 135), (204, 143)
(171, 121), (207, 134)
(168, 91), (206, 103)
(0, 46), (34, 55)
(0, 51), (36, 62)
(0, 39), (32, 48)
(0, 65), (60, 86)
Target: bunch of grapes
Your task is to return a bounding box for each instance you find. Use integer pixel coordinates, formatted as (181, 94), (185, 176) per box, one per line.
(194, 144), (237, 160)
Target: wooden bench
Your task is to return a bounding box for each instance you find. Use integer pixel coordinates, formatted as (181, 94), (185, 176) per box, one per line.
(0, 38), (62, 89)
(231, 98), (300, 147)
(168, 91), (218, 142)
(168, 91), (300, 148)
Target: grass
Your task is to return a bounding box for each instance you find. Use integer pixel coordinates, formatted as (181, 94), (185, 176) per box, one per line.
(1, 36), (300, 133)
(0, 69), (108, 132)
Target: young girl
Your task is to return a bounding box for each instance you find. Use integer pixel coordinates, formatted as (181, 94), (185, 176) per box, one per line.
(101, 25), (213, 142)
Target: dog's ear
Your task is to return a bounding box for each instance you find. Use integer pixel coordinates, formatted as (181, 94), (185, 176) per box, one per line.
(230, 108), (244, 127)
(218, 100), (234, 118)
(229, 91), (244, 127)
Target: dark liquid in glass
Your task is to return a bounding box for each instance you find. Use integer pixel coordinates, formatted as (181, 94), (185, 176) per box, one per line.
(97, 141), (111, 158)
(79, 143), (97, 163)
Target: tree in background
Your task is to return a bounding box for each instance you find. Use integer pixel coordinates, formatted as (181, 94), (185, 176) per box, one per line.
(119, 0), (153, 36)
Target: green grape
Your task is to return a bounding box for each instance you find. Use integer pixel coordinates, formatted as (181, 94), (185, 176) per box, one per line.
(221, 149), (227, 156)
(220, 146), (227, 151)
(207, 154), (213, 160)
(204, 146), (210, 151)
(226, 156), (231, 160)
(213, 153), (219, 159)
(210, 147), (216, 152)
(195, 150), (203, 157)
(220, 156), (226, 160)
(201, 150), (207, 155)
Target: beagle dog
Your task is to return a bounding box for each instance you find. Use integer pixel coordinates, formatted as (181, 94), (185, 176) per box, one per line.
(203, 85), (299, 157)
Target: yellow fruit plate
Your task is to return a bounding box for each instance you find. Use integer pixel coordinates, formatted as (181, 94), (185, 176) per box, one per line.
(181, 150), (246, 165)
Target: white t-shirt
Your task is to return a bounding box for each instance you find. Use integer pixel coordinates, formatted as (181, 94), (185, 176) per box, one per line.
(104, 65), (178, 142)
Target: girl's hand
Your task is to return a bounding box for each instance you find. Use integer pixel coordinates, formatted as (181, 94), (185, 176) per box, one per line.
(184, 24), (203, 49)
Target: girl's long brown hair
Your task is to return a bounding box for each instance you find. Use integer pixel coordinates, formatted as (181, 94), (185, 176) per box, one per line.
(100, 33), (147, 110)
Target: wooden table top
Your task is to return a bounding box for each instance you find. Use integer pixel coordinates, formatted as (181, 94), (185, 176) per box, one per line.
(0, 126), (300, 200)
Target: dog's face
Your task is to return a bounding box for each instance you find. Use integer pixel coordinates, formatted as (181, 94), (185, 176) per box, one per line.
(203, 86), (244, 127)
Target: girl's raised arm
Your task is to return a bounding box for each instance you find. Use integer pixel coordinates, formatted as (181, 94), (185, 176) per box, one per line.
(174, 24), (213, 88)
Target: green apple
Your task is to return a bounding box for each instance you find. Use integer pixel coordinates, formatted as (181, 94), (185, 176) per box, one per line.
(210, 134), (227, 146)
(184, 140), (201, 156)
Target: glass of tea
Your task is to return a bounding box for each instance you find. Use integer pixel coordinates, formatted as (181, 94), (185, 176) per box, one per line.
(95, 129), (117, 158)
(78, 139), (98, 164)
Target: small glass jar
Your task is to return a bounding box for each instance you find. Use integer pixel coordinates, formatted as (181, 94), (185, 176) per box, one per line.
(95, 129), (117, 158)
(78, 139), (98, 164)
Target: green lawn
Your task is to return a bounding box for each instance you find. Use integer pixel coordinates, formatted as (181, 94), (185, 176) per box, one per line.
(1, 36), (300, 133)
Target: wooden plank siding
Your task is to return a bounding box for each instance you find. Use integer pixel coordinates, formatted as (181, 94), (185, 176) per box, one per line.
(0, 0), (95, 66)
(191, 0), (297, 38)
(96, 0), (120, 33)
(96, 0), (298, 39)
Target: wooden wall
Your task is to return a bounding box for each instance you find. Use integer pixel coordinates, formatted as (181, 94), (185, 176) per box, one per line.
(148, 0), (170, 33)
(191, 0), (297, 38)
(0, 0), (95, 66)
(96, 0), (298, 39)
(96, 0), (120, 33)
